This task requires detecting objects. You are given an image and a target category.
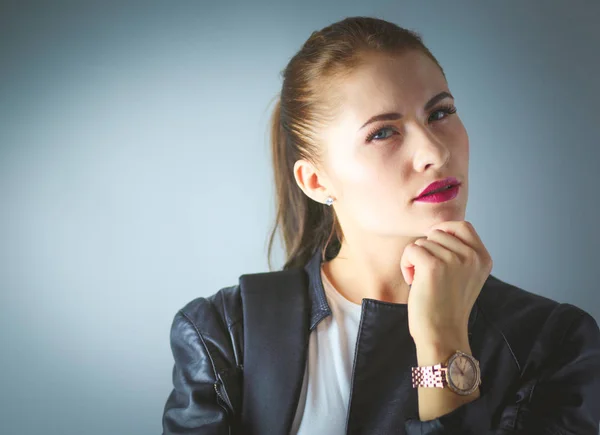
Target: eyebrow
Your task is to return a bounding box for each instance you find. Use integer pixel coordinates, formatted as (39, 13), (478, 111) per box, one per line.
(359, 91), (454, 130)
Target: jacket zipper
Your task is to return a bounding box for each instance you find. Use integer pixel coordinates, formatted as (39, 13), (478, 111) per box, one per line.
(214, 378), (234, 417)
(213, 381), (232, 435)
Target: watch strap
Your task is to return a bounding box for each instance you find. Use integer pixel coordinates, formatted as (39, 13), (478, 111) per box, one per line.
(411, 362), (448, 388)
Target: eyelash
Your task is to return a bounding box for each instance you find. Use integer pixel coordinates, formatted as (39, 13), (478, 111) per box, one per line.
(365, 104), (458, 143)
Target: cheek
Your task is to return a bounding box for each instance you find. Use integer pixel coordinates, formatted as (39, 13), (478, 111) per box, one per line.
(332, 151), (398, 198)
(330, 155), (378, 201)
(331, 153), (412, 230)
(453, 118), (469, 156)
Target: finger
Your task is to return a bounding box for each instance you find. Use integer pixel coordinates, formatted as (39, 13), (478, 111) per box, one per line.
(413, 238), (456, 264)
(425, 229), (471, 261)
(400, 244), (416, 285)
(429, 221), (493, 271)
(401, 242), (438, 285)
(428, 220), (482, 253)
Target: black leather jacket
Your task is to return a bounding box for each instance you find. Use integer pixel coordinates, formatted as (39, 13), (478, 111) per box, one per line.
(162, 248), (600, 434)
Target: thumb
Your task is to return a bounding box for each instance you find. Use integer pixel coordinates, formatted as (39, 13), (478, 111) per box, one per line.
(400, 244), (416, 285)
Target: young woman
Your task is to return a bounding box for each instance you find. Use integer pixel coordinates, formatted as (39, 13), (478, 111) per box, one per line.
(162, 16), (600, 435)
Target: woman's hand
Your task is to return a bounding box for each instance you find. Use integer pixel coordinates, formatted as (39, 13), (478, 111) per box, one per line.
(400, 220), (493, 351)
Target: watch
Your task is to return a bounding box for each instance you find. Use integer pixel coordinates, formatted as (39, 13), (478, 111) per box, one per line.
(411, 350), (481, 396)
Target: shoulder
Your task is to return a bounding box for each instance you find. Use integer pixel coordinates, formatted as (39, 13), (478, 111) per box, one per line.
(170, 266), (305, 341)
(478, 273), (594, 327)
(477, 274), (600, 367)
(176, 284), (243, 333)
(478, 274), (562, 324)
(169, 284), (243, 368)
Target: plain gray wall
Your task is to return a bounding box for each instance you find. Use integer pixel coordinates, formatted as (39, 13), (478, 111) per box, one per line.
(1, 1), (599, 434)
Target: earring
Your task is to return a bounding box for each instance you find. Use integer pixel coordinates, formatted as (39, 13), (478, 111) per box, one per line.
(325, 196), (335, 206)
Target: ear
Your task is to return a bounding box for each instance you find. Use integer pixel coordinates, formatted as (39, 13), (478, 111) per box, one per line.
(293, 159), (331, 203)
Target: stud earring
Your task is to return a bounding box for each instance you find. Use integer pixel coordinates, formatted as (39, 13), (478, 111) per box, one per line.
(325, 196), (335, 206)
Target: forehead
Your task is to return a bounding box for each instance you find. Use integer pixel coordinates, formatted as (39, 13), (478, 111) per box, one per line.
(337, 51), (447, 119)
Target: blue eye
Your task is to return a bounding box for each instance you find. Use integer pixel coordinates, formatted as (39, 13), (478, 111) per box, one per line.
(365, 104), (457, 143)
(429, 104), (457, 122)
(366, 125), (397, 142)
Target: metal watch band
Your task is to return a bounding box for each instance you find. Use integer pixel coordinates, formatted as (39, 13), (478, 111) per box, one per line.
(411, 363), (447, 388)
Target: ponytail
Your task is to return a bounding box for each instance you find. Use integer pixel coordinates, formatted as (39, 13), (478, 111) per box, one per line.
(267, 98), (340, 270)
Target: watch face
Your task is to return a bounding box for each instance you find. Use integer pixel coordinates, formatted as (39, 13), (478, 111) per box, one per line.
(447, 353), (480, 395)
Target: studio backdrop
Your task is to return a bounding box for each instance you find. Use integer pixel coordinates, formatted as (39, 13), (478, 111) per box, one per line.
(1, 1), (598, 434)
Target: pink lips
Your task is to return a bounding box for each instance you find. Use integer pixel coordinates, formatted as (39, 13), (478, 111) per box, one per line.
(414, 177), (461, 203)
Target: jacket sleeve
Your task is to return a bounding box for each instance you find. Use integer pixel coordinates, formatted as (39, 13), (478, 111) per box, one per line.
(162, 309), (231, 435)
(404, 306), (600, 435)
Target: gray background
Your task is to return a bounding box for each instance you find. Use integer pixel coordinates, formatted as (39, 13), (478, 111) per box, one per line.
(1, 1), (599, 434)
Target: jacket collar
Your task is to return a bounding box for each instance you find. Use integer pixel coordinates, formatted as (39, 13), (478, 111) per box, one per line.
(303, 247), (332, 330)
(302, 245), (480, 334)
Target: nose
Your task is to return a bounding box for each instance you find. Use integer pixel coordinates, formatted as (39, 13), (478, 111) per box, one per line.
(408, 123), (450, 172)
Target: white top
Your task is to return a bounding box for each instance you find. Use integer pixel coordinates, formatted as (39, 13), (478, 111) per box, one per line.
(290, 264), (363, 434)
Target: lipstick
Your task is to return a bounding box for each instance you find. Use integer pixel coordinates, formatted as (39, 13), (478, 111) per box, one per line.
(414, 177), (461, 203)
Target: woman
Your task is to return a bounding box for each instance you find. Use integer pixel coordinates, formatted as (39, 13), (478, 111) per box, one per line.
(162, 16), (600, 434)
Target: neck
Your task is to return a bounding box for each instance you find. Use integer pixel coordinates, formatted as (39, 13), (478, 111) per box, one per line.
(322, 236), (420, 305)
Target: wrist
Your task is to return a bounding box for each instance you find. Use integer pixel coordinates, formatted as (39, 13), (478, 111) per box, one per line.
(415, 335), (472, 366)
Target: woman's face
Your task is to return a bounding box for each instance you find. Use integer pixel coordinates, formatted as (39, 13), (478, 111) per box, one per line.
(314, 50), (469, 239)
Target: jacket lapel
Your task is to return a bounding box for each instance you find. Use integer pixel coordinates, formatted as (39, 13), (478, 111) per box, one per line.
(238, 248), (484, 434)
(239, 268), (310, 435)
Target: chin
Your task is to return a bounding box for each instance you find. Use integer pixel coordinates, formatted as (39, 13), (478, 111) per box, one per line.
(423, 207), (467, 226)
